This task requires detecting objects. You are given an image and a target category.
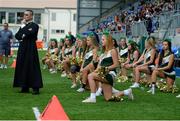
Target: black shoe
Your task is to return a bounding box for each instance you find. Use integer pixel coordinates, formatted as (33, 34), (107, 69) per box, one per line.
(32, 88), (40, 95)
(19, 88), (30, 93)
(32, 91), (40, 95)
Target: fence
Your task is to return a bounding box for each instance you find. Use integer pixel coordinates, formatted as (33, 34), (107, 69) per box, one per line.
(131, 21), (148, 37)
(158, 10), (180, 38)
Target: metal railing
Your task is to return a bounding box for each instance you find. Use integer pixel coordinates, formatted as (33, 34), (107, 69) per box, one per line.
(131, 21), (148, 37)
(158, 10), (180, 38)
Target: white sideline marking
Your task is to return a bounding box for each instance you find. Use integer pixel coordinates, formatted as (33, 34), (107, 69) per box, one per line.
(32, 107), (41, 121)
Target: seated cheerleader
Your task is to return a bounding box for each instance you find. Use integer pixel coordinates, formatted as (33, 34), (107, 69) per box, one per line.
(121, 40), (140, 76)
(76, 32), (99, 92)
(56, 38), (64, 72)
(82, 32), (134, 103)
(42, 39), (59, 73)
(113, 38), (119, 51)
(70, 34), (87, 88)
(42, 41), (51, 69)
(130, 36), (157, 88)
(61, 35), (76, 77)
(118, 37), (128, 63)
(58, 38), (64, 62)
(49, 39), (59, 74)
(150, 39), (176, 94)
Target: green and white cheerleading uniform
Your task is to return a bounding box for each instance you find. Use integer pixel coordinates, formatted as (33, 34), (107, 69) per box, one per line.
(58, 49), (63, 61)
(129, 51), (137, 64)
(128, 50), (139, 64)
(99, 50), (116, 86)
(49, 48), (56, 55)
(64, 46), (73, 57)
(82, 50), (93, 68)
(143, 48), (156, 72)
(159, 52), (176, 80)
(119, 47), (128, 58)
(75, 47), (83, 57)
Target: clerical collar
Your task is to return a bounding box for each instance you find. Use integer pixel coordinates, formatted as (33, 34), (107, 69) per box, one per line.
(26, 21), (33, 24)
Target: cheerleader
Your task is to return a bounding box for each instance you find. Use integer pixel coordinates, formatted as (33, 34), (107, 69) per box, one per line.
(95, 38), (120, 96)
(58, 38), (64, 61)
(130, 36), (157, 88)
(82, 32), (133, 103)
(56, 38), (64, 72)
(48, 39), (59, 74)
(70, 34), (87, 88)
(61, 35), (76, 77)
(118, 37), (128, 61)
(113, 38), (119, 50)
(121, 40), (140, 76)
(42, 39), (58, 73)
(76, 32), (99, 92)
(151, 39), (176, 94)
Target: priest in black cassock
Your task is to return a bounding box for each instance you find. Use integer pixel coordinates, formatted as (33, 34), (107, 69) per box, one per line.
(13, 10), (43, 95)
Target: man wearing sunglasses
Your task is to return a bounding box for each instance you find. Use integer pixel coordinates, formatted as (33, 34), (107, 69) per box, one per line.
(13, 10), (43, 95)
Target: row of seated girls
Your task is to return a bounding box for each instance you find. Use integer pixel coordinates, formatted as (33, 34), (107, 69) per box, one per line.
(119, 37), (177, 94)
(42, 32), (178, 103)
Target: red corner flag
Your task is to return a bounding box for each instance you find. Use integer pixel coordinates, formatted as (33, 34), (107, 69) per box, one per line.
(39, 95), (69, 120)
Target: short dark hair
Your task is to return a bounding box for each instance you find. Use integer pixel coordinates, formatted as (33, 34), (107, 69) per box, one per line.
(4, 23), (8, 26)
(26, 9), (34, 15)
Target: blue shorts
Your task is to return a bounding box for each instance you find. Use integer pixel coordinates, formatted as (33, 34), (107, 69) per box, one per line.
(0, 45), (11, 56)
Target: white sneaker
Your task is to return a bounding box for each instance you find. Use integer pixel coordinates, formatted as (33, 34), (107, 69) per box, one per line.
(3, 65), (7, 69)
(61, 73), (67, 77)
(50, 70), (57, 74)
(151, 86), (155, 95)
(128, 88), (134, 100)
(176, 94), (180, 98)
(71, 84), (77, 88)
(77, 87), (85, 92)
(49, 68), (53, 72)
(112, 87), (120, 94)
(130, 82), (139, 88)
(82, 97), (96, 103)
(42, 65), (47, 70)
(147, 87), (155, 94)
(147, 89), (152, 93)
(95, 90), (102, 96)
(0, 64), (4, 69)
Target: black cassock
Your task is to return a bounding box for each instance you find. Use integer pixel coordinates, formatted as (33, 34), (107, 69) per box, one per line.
(13, 22), (43, 89)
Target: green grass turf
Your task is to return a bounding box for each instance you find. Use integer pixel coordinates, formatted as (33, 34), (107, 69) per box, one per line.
(0, 50), (180, 120)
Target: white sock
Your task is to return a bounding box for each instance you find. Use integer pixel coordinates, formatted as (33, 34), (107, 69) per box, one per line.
(97, 87), (102, 93)
(123, 89), (130, 96)
(152, 84), (155, 94)
(135, 82), (139, 85)
(90, 93), (96, 99)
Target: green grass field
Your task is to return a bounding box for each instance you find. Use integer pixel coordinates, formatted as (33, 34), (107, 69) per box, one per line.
(0, 50), (180, 120)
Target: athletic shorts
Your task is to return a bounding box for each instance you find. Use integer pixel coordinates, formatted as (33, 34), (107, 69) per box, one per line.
(0, 45), (10, 56)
